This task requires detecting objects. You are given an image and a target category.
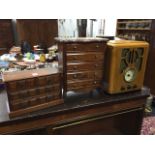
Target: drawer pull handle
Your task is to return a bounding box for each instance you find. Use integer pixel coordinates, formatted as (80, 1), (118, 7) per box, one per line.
(46, 107), (144, 132)
(96, 45), (99, 48)
(94, 81), (97, 84)
(73, 46), (77, 49)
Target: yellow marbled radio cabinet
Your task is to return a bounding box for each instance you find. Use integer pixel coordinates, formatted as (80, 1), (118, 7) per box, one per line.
(104, 40), (149, 94)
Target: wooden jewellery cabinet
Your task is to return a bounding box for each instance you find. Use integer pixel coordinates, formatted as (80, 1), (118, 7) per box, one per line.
(55, 37), (108, 96)
(2, 68), (63, 118)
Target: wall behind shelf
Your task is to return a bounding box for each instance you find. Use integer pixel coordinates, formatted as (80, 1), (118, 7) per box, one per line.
(58, 19), (117, 37)
(104, 19), (117, 36)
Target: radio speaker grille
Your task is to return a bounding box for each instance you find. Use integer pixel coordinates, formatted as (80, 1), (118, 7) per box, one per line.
(120, 48), (144, 73)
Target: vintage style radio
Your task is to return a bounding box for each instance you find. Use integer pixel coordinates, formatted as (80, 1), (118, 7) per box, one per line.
(103, 40), (149, 94)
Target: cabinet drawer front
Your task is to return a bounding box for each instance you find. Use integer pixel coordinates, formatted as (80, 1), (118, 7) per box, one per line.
(67, 80), (102, 91)
(8, 83), (61, 102)
(8, 92), (21, 101)
(26, 78), (36, 89)
(48, 115), (117, 135)
(10, 100), (29, 111)
(67, 62), (103, 72)
(28, 89), (37, 97)
(65, 43), (106, 52)
(45, 84), (61, 93)
(7, 81), (17, 92)
(67, 71), (103, 81)
(9, 85), (61, 105)
(46, 74), (60, 85)
(9, 90), (28, 102)
(48, 108), (142, 135)
(10, 91), (62, 111)
(36, 77), (47, 87)
(6, 74), (60, 92)
(67, 52), (104, 62)
(36, 74), (59, 87)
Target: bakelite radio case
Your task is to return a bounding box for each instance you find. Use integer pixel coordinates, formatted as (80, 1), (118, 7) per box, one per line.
(103, 40), (149, 94)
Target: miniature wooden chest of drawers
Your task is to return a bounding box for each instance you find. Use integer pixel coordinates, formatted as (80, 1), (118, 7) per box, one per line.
(2, 68), (63, 118)
(55, 37), (108, 96)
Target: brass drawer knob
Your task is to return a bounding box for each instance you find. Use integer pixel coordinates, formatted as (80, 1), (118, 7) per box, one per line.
(96, 45), (99, 48)
(73, 66), (77, 69)
(73, 74), (77, 78)
(94, 81), (97, 84)
(95, 64), (98, 67)
(73, 46), (77, 49)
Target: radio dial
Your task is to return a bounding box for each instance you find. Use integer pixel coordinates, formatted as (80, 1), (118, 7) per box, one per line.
(124, 69), (136, 82)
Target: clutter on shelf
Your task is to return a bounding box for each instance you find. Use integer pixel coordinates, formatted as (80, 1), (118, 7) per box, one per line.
(0, 43), (59, 73)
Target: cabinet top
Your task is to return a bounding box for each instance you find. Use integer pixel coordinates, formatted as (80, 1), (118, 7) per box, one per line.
(55, 37), (109, 43)
(107, 40), (149, 47)
(2, 68), (60, 82)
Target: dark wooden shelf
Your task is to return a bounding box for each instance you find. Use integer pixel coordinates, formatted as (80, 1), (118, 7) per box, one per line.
(0, 87), (150, 134)
(117, 20), (152, 24)
(117, 28), (151, 31)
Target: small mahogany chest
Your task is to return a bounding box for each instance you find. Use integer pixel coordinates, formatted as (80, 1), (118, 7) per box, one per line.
(2, 68), (63, 118)
(55, 37), (108, 96)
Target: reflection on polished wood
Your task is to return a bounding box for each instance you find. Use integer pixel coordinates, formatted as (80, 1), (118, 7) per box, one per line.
(0, 87), (150, 135)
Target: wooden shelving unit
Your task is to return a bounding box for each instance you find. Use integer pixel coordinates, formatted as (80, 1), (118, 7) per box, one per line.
(117, 28), (150, 30)
(116, 19), (152, 42)
(117, 20), (152, 23)
(116, 19), (155, 96)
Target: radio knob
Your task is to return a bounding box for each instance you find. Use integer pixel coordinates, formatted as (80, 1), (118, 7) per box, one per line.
(121, 87), (125, 91)
(127, 85), (131, 89)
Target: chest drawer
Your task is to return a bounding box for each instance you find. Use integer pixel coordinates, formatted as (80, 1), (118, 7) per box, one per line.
(67, 70), (103, 81)
(65, 43), (106, 52)
(8, 84), (61, 103)
(67, 80), (102, 91)
(6, 74), (60, 92)
(10, 89), (62, 110)
(56, 38), (108, 94)
(37, 74), (60, 87)
(67, 62), (104, 72)
(67, 52), (104, 62)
